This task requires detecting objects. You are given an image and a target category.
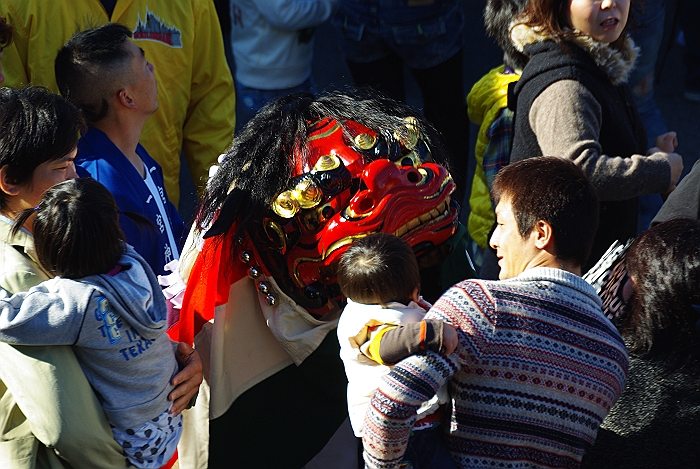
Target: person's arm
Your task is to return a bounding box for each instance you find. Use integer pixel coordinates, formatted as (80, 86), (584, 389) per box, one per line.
(255, 0), (338, 30)
(182, 0), (236, 193)
(0, 282), (87, 345)
(351, 318), (447, 365)
(529, 79), (674, 201)
(0, 285), (128, 467)
(0, 1), (34, 88)
(374, 319), (458, 364)
(0, 1), (107, 90)
(362, 351), (461, 469)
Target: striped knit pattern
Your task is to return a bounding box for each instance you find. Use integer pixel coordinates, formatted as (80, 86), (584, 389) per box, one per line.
(363, 267), (628, 469)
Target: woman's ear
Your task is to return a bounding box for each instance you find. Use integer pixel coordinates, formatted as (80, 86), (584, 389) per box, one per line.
(410, 287), (420, 304)
(0, 165), (21, 196)
(622, 276), (635, 303)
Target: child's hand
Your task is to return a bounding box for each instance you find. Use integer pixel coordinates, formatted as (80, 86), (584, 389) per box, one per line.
(442, 323), (459, 355)
(650, 131), (678, 154)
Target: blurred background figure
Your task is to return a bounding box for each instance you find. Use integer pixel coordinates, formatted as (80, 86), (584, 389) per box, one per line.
(229, 0), (337, 133)
(465, 0), (527, 273)
(332, 0), (469, 200)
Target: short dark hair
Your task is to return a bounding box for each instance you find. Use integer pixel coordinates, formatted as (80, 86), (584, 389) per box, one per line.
(337, 233), (420, 307)
(492, 156), (599, 266)
(484, 0), (529, 70)
(0, 87), (85, 211)
(13, 178), (125, 279)
(623, 218), (700, 372)
(0, 16), (13, 48)
(54, 23), (134, 124)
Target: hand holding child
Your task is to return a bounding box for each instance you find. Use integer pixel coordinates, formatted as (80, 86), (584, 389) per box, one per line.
(169, 342), (204, 415)
(442, 323), (459, 355)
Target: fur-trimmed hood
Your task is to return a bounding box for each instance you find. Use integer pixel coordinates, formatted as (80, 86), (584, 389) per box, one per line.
(510, 22), (638, 85)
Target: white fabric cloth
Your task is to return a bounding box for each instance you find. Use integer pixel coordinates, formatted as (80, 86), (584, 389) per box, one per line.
(337, 299), (445, 437)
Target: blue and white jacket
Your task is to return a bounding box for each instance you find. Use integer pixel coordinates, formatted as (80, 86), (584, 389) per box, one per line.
(77, 127), (187, 276)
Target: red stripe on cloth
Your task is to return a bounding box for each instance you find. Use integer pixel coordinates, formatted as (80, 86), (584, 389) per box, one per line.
(160, 448), (178, 469)
(168, 225), (246, 345)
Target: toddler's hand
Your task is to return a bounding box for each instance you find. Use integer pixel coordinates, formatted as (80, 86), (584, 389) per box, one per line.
(442, 323), (458, 355)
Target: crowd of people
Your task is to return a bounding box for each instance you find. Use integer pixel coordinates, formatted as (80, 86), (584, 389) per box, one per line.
(0, 0), (698, 468)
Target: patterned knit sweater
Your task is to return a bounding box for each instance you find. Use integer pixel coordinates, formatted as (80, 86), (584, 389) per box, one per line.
(363, 267), (629, 469)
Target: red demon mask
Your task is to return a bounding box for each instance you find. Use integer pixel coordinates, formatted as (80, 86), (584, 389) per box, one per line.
(239, 117), (458, 319)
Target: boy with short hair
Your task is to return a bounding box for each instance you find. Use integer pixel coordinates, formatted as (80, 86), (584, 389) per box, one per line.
(337, 232), (457, 469)
(54, 23), (186, 276)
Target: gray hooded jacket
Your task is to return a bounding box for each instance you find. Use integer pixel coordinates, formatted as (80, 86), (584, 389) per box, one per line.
(0, 245), (178, 430)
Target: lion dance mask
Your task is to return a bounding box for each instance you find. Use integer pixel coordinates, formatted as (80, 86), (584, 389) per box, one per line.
(235, 115), (458, 319)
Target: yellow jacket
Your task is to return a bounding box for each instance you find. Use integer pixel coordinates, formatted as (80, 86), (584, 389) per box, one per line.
(1, 0), (236, 205)
(466, 65), (520, 249)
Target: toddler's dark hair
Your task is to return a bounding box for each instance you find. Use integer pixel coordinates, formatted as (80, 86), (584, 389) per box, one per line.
(337, 233), (420, 307)
(13, 178), (125, 279)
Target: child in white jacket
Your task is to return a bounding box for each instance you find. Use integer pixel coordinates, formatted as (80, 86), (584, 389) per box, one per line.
(336, 233), (458, 469)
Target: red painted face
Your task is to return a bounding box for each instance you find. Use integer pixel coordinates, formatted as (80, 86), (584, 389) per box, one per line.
(245, 117), (458, 318)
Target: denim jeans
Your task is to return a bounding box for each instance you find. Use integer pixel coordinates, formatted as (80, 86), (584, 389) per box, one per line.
(679, 0), (700, 92)
(629, 0), (667, 146)
(629, 0), (666, 232)
(234, 78), (316, 133)
(332, 0), (469, 200)
(400, 425), (458, 469)
(332, 0), (463, 70)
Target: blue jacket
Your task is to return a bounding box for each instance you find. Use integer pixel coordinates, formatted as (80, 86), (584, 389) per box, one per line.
(77, 127), (187, 276)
